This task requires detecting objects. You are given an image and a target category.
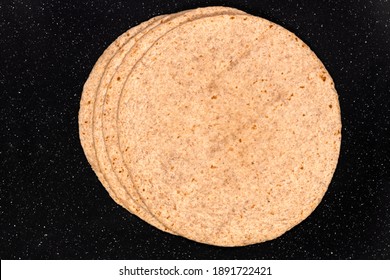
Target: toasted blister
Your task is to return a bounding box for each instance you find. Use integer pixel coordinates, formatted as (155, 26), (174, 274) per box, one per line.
(117, 14), (341, 246)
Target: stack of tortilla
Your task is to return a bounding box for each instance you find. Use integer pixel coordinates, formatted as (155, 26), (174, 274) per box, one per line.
(79, 6), (341, 246)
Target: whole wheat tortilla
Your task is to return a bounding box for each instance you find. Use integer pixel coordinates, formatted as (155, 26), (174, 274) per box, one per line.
(99, 7), (246, 228)
(117, 14), (341, 246)
(80, 7), (246, 233)
(91, 14), (179, 233)
(79, 15), (163, 208)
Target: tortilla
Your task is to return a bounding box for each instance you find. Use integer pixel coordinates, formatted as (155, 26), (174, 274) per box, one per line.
(79, 15), (164, 208)
(79, 7), (247, 234)
(117, 14), (341, 246)
(99, 7), (246, 229)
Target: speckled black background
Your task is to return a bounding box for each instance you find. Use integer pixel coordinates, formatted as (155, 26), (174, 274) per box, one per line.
(1, 0), (390, 259)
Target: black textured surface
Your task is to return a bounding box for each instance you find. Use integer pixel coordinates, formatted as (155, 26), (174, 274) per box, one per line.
(1, 0), (390, 259)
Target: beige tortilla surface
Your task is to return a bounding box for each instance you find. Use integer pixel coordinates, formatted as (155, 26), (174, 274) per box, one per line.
(117, 14), (341, 246)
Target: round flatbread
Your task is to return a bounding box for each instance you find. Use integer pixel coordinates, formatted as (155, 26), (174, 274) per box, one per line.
(117, 14), (342, 246)
(100, 7), (246, 228)
(79, 15), (164, 208)
(92, 14), (179, 233)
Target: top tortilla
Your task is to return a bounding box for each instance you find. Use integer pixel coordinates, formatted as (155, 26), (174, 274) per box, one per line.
(117, 14), (342, 246)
